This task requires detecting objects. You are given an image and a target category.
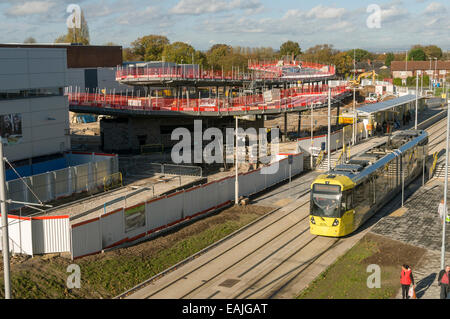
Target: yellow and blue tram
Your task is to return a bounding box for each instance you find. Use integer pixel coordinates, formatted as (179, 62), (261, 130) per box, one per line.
(309, 130), (428, 237)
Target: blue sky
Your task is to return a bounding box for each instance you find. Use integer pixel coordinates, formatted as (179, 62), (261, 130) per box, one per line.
(0, 0), (449, 52)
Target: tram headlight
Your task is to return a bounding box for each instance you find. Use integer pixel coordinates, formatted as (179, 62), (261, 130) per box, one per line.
(310, 216), (315, 224)
(332, 219), (339, 226)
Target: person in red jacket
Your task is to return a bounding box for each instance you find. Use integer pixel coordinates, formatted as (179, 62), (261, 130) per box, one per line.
(437, 265), (450, 299)
(400, 264), (415, 299)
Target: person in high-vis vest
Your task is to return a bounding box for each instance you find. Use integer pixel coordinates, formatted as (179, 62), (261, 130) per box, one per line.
(438, 199), (450, 224)
(400, 264), (415, 299)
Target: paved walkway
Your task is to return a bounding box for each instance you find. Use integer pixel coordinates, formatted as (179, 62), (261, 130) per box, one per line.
(371, 178), (450, 299)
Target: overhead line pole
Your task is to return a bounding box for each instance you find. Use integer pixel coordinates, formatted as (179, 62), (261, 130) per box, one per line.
(442, 81), (448, 270)
(415, 74), (418, 130)
(328, 86), (331, 171)
(235, 116), (239, 205)
(0, 137), (11, 299)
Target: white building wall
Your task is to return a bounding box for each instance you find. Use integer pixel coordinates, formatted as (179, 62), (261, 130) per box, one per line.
(66, 67), (133, 93)
(0, 47), (70, 162)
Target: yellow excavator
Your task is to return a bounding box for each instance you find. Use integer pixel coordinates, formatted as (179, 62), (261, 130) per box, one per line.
(349, 70), (377, 87)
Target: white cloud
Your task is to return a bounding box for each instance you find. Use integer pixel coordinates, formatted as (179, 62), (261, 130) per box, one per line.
(6, 1), (56, 16)
(424, 2), (446, 14)
(380, 5), (408, 22)
(170, 0), (262, 15)
(116, 6), (159, 25)
(307, 5), (345, 19)
(324, 21), (353, 32)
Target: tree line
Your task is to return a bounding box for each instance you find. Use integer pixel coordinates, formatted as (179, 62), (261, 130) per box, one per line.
(22, 7), (448, 80)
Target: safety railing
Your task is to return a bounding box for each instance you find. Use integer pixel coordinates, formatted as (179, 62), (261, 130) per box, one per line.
(335, 150), (343, 167)
(430, 152), (439, 178)
(315, 150), (325, 168)
(116, 61), (336, 82)
(67, 86), (351, 114)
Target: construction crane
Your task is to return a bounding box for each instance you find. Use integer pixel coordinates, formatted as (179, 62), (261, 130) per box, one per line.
(349, 70), (377, 87)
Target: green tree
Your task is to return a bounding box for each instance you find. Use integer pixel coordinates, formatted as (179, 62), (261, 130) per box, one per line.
(162, 41), (196, 64)
(206, 44), (232, 69)
(122, 47), (139, 62)
(332, 52), (353, 76)
(385, 52), (395, 67)
(54, 10), (90, 45)
(279, 41), (301, 59)
(408, 48), (426, 61)
(23, 37), (36, 44)
(393, 78), (403, 86)
(412, 44), (442, 59)
(377, 68), (391, 81)
(130, 35), (170, 61)
(348, 49), (373, 63)
(300, 44), (338, 64)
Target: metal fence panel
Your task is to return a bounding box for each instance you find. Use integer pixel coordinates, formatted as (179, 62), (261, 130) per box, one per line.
(6, 178), (27, 211)
(217, 177), (232, 205)
(200, 182), (219, 211)
(101, 209), (124, 248)
(54, 168), (70, 198)
(31, 173), (52, 203)
(5, 216), (33, 255)
(71, 220), (102, 259)
(265, 161), (280, 187)
(146, 196), (171, 231)
(74, 163), (90, 193)
(183, 186), (204, 217)
(94, 160), (109, 189)
(240, 171), (257, 197)
(166, 192), (185, 221)
(32, 217), (71, 254)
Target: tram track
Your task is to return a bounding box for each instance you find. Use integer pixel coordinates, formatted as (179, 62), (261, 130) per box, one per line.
(121, 108), (449, 299)
(140, 192), (312, 299)
(118, 188), (312, 298)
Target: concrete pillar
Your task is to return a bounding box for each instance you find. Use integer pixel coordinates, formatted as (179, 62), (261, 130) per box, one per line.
(297, 111), (302, 138)
(283, 112), (288, 142)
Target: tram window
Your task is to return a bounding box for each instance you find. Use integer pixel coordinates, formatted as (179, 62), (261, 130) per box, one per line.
(353, 183), (368, 209)
(347, 192), (353, 210)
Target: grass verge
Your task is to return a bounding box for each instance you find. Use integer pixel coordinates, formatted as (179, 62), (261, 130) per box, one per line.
(0, 204), (272, 299)
(297, 233), (426, 299)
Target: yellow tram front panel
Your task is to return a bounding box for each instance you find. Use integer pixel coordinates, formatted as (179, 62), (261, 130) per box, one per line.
(309, 210), (354, 237)
(309, 174), (355, 237)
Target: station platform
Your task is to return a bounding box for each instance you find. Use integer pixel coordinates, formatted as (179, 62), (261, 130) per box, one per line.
(370, 178), (450, 299)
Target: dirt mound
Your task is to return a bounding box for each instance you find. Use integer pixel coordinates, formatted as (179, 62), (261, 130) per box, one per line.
(361, 233), (426, 268)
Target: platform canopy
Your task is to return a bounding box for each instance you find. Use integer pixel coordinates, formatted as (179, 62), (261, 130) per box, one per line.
(356, 94), (418, 117)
